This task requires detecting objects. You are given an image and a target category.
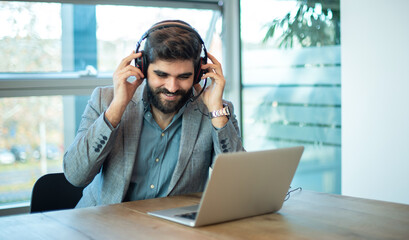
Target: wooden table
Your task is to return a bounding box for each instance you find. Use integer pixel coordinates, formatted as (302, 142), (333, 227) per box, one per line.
(1, 191), (408, 239)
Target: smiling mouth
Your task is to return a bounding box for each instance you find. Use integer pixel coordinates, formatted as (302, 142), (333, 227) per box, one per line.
(162, 93), (180, 100)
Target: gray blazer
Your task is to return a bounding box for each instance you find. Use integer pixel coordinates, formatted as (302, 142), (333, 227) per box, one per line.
(63, 83), (244, 208)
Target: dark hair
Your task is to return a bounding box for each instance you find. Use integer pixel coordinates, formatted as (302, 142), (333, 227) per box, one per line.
(143, 20), (202, 70)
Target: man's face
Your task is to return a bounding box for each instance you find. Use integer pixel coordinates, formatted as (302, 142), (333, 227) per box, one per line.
(146, 59), (195, 114)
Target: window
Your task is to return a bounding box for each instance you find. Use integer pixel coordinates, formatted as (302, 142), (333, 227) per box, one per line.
(0, 0), (222, 209)
(0, 96), (64, 204)
(240, 0), (341, 193)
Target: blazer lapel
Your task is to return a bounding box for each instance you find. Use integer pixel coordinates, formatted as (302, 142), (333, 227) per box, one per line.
(168, 101), (203, 193)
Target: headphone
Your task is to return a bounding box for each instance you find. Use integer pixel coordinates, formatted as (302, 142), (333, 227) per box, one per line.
(134, 21), (208, 85)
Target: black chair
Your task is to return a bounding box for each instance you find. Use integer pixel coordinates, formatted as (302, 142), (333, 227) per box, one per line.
(30, 173), (84, 213)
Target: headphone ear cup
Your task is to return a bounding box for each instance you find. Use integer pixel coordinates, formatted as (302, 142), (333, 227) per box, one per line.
(135, 51), (149, 77)
(194, 57), (207, 84)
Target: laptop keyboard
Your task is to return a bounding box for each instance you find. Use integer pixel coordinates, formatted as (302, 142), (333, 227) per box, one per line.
(176, 212), (197, 220)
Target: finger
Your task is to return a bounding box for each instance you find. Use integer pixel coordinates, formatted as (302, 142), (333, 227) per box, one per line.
(130, 77), (144, 87)
(202, 61), (224, 76)
(118, 52), (143, 69)
(116, 69), (144, 83)
(118, 65), (144, 79)
(125, 72), (145, 83)
(119, 64), (142, 74)
(201, 63), (221, 74)
(202, 72), (222, 82)
(206, 52), (221, 66)
(201, 63), (217, 69)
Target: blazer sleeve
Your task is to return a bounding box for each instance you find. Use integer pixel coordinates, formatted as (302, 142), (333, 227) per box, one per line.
(63, 87), (119, 187)
(212, 100), (245, 156)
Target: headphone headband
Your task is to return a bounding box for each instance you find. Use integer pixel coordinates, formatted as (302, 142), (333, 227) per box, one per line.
(136, 22), (205, 53)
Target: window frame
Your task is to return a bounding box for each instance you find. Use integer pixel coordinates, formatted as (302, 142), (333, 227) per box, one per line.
(12, 0), (222, 10)
(0, 73), (112, 97)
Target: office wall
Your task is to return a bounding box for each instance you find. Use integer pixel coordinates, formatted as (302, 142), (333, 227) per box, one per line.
(342, 0), (409, 204)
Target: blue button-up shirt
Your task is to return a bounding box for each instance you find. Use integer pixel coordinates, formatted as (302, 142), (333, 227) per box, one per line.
(124, 103), (185, 201)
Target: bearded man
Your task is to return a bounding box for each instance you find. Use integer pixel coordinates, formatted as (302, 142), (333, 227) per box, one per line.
(63, 20), (244, 208)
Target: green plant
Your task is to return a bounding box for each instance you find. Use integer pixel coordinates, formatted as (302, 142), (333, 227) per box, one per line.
(263, 0), (340, 48)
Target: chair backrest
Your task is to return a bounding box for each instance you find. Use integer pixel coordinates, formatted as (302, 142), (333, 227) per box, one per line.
(30, 173), (84, 213)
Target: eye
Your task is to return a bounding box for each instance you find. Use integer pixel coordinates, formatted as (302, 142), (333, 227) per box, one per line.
(178, 74), (192, 80)
(156, 72), (168, 78)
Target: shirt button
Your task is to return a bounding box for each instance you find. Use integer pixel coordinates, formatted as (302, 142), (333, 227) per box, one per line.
(161, 133), (165, 137)
(155, 158), (159, 162)
(150, 184), (155, 189)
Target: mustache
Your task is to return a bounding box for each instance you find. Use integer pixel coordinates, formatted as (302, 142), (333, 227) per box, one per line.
(154, 88), (186, 96)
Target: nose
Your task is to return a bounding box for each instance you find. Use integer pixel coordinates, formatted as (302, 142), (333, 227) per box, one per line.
(165, 77), (179, 93)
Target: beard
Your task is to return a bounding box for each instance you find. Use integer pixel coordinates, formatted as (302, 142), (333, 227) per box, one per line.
(147, 84), (193, 114)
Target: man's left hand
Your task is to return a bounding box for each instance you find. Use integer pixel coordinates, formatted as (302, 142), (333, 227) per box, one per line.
(194, 52), (228, 128)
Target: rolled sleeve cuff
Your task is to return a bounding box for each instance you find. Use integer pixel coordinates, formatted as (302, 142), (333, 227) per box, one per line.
(103, 111), (120, 131)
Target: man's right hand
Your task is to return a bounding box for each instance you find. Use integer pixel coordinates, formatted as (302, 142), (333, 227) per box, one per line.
(105, 51), (145, 128)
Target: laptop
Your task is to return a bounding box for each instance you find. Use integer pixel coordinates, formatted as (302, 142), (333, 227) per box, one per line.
(148, 146), (304, 227)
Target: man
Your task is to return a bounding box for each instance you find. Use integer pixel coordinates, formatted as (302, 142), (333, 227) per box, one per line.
(63, 20), (244, 208)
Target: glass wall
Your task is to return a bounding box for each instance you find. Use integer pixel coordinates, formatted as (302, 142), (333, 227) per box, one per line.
(240, 0), (341, 193)
(0, 1), (222, 206)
